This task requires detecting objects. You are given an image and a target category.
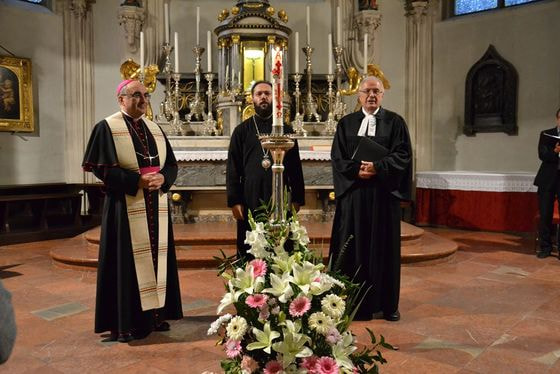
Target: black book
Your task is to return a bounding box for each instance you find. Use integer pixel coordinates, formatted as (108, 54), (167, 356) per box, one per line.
(541, 132), (560, 148)
(351, 136), (388, 162)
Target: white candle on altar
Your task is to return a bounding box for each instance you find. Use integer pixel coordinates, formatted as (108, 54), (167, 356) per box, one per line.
(225, 64), (229, 85)
(271, 47), (283, 133)
(207, 31), (212, 71)
(328, 34), (333, 75)
(363, 33), (368, 75)
(196, 7), (200, 46)
(164, 3), (170, 44)
(140, 31), (145, 76)
(174, 32), (179, 72)
(337, 5), (342, 46)
(294, 31), (299, 74)
(238, 70), (242, 86)
(306, 6), (311, 45)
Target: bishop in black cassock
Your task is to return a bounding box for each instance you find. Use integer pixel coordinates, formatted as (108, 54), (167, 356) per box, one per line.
(329, 76), (412, 321)
(82, 80), (182, 342)
(226, 81), (305, 258)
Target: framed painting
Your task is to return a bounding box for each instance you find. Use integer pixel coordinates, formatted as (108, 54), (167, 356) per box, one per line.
(0, 56), (34, 132)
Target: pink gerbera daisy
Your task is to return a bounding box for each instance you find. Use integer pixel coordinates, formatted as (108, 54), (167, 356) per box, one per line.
(246, 293), (268, 309)
(315, 357), (339, 374)
(263, 360), (283, 374)
(250, 259), (267, 278)
(225, 339), (242, 358)
(289, 295), (311, 317)
(300, 355), (319, 373)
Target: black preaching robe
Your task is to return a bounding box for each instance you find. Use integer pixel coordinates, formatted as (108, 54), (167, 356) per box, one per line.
(82, 113), (183, 335)
(226, 115), (305, 256)
(329, 108), (412, 317)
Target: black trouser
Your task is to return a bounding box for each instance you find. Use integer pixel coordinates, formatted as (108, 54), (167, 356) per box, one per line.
(538, 178), (560, 251)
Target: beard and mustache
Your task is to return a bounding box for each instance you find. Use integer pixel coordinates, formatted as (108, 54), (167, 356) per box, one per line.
(254, 100), (272, 118)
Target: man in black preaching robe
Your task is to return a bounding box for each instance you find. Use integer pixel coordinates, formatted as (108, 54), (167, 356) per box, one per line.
(226, 81), (305, 258)
(82, 80), (182, 342)
(329, 76), (412, 322)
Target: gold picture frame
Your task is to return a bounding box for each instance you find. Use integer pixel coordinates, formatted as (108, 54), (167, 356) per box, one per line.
(0, 56), (34, 132)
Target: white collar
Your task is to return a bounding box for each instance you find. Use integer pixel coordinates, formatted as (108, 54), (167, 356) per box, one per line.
(358, 107), (380, 136)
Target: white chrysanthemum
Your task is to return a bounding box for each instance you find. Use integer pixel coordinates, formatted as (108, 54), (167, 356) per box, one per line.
(308, 311), (334, 335)
(322, 273), (346, 289)
(226, 316), (248, 340)
(207, 313), (232, 335)
(290, 221), (310, 246)
(321, 294), (346, 320)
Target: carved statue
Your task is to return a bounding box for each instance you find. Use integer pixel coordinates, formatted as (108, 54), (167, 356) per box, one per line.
(341, 64), (391, 96)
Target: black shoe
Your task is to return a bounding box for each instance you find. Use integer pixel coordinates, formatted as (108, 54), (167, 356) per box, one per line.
(384, 311), (400, 322)
(537, 250), (551, 258)
(154, 321), (170, 332)
(117, 332), (134, 343)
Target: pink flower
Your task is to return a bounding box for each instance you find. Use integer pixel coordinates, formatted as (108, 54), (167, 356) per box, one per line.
(250, 259), (267, 278)
(289, 296), (311, 317)
(300, 356), (319, 373)
(264, 360), (283, 374)
(259, 305), (270, 320)
(246, 294), (268, 309)
(225, 339), (242, 358)
(325, 327), (342, 345)
(241, 355), (259, 373)
(315, 357), (339, 374)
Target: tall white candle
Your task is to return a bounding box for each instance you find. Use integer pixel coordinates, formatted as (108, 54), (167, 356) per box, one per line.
(306, 6), (311, 45)
(337, 5), (342, 46)
(328, 34), (333, 75)
(271, 47), (283, 133)
(196, 7), (200, 46)
(174, 32), (179, 72)
(140, 31), (144, 76)
(294, 31), (299, 74)
(164, 3), (170, 44)
(225, 64), (229, 85)
(363, 33), (368, 75)
(238, 70), (241, 86)
(207, 31), (212, 71)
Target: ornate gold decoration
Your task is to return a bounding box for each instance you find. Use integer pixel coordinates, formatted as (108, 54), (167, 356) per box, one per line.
(341, 64), (390, 96)
(216, 109), (224, 135)
(278, 10), (288, 23)
(171, 193), (182, 202)
(328, 191), (336, 201)
(241, 92), (255, 121)
(0, 56), (34, 132)
(218, 8), (229, 22)
(267, 35), (276, 45)
(120, 59), (160, 120)
(231, 6), (240, 15)
(266, 7), (275, 16)
(231, 35), (241, 45)
(219, 38), (229, 48)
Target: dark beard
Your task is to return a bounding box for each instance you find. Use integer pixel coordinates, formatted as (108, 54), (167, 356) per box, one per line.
(254, 102), (272, 118)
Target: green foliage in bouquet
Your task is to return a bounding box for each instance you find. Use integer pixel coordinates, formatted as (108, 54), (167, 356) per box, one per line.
(208, 198), (394, 373)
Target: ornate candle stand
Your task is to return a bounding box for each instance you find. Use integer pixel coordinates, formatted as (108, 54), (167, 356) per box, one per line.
(333, 45), (347, 120)
(324, 74), (337, 135)
(202, 72), (217, 135)
(290, 73), (306, 136)
(157, 43), (174, 122)
(187, 46), (206, 122)
(302, 45), (320, 122)
(169, 72), (184, 135)
(259, 134), (295, 225)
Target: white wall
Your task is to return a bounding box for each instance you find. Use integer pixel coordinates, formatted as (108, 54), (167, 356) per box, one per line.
(432, 0), (560, 172)
(0, 2), (64, 185)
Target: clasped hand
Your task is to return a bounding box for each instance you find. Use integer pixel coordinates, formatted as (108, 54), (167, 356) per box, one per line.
(554, 142), (560, 154)
(358, 161), (376, 179)
(138, 172), (164, 191)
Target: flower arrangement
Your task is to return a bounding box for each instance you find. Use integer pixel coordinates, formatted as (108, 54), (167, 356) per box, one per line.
(209, 205), (393, 373)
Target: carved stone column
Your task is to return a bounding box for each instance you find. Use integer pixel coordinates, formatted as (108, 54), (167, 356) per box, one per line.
(117, 4), (145, 53)
(405, 0), (436, 173)
(352, 10), (381, 73)
(62, 0), (96, 185)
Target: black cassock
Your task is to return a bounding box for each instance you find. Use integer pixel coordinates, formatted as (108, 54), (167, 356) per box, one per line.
(226, 115), (305, 256)
(82, 114), (183, 335)
(329, 108), (412, 317)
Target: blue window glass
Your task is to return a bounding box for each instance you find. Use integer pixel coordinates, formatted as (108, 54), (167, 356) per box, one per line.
(505, 0), (537, 5)
(455, 0), (498, 15)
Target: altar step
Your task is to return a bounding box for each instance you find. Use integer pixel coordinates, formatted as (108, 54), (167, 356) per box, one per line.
(50, 221), (457, 270)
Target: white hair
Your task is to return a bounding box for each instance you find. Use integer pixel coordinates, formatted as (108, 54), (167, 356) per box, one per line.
(359, 76), (384, 90)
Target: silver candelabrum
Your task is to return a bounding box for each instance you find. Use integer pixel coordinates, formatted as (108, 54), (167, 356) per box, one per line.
(187, 46), (206, 123)
(324, 74), (337, 135)
(157, 42), (175, 122)
(169, 72), (184, 135)
(202, 73), (217, 135)
(302, 45), (320, 122)
(333, 45), (347, 120)
(291, 73), (306, 136)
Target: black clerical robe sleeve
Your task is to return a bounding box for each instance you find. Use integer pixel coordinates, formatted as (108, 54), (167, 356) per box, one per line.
(159, 133), (178, 193)
(285, 139), (305, 206)
(226, 125), (245, 207)
(372, 114), (412, 197)
(538, 130), (560, 163)
(82, 120), (141, 196)
(331, 116), (362, 198)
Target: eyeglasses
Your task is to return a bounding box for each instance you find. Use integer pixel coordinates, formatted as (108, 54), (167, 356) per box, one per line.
(359, 88), (383, 96)
(122, 92), (151, 100)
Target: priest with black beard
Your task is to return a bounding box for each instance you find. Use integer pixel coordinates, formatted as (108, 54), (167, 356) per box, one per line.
(329, 76), (412, 322)
(226, 81), (305, 258)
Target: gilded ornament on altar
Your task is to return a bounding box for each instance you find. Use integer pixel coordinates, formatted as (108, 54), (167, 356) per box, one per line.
(119, 59), (159, 120)
(341, 64), (390, 96)
(231, 6), (239, 15)
(216, 109), (224, 135)
(266, 7), (275, 16)
(278, 10), (288, 22)
(218, 8), (229, 22)
(171, 193), (182, 202)
(328, 191), (336, 201)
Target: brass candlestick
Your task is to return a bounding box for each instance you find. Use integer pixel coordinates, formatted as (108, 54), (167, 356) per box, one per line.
(291, 73), (306, 136)
(324, 73), (336, 135)
(333, 44), (347, 120)
(187, 46), (206, 122)
(302, 45), (320, 122)
(202, 72), (217, 135)
(157, 42), (174, 122)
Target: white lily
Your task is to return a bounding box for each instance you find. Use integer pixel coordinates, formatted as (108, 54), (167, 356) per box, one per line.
(262, 272), (294, 304)
(231, 266), (263, 294)
(217, 281), (242, 314)
(290, 221), (310, 247)
(309, 273), (335, 296)
(291, 261), (322, 295)
(332, 331), (357, 370)
(271, 252), (296, 275)
(272, 329), (313, 368)
(246, 322), (280, 354)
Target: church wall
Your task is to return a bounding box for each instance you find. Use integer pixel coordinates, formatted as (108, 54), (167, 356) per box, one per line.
(0, 3), (65, 185)
(432, 0), (560, 172)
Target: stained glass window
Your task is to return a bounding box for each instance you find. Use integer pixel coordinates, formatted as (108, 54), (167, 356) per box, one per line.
(505, 0), (536, 5)
(453, 0), (541, 16)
